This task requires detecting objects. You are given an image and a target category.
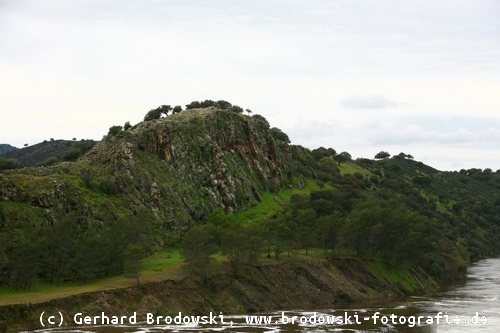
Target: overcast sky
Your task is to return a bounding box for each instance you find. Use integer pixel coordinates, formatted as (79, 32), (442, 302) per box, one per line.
(1, 0), (499, 171)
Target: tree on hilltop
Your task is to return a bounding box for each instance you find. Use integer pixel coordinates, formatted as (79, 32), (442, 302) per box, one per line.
(216, 100), (232, 109)
(230, 105), (244, 113)
(252, 114), (270, 128)
(395, 152), (414, 160)
(108, 125), (123, 136)
(144, 105), (172, 121)
(312, 147), (336, 161)
(185, 100), (244, 113)
(144, 108), (162, 121)
(375, 151), (391, 159)
(185, 101), (202, 109)
(172, 105), (182, 114)
(270, 127), (290, 143)
(334, 151), (352, 165)
(158, 105), (172, 116)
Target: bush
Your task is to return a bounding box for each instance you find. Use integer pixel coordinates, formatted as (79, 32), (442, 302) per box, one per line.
(252, 114), (270, 128)
(0, 158), (19, 170)
(230, 105), (243, 113)
(270, 127), (290, 143)
(41, 156), (60, 166)
(374, 151), (391, 159)
(98, 179), (119, 195)
(108, 125), (123, 137)
(64, 148), (82, 161)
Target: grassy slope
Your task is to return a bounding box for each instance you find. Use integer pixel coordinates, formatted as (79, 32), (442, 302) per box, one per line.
(235, 178), (330, 224)
(338, 161), (371, 176)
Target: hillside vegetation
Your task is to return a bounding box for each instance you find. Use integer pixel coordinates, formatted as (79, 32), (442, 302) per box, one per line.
(1, 103), (500, 292)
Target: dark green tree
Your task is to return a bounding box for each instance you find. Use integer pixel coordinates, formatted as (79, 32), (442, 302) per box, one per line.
(334, 151), (352, 165)
(181, 224), (218, 280)
(293, 208), (317, 255)
(74, 231), (111, 280)
(158, 105), (172, 116)
(374, 151), (391, 159)
(315, 213), (344, 254)
(185, 101), (202, 109)
(270, 127), (290, 143)
(206, 208), (237, 246)
(144, 105), (171, 121)
(144, 108), (162, 121)
(64, 147), (82, 161)
(216, 100), (232, 109)
(221, 224), (262, 274)
(252, 114), (270, 128)
(123, 243), (145, 285)
(230, 105), (244, 113)
(42, 214), (79, 280)
(221, 224), (246, 275)
(312, 147), (337, 161)
(7, 227), (42, 289)
(0, 158), (19, 170)
(108, 125), (123, 136)
(172, 105), (182, 114)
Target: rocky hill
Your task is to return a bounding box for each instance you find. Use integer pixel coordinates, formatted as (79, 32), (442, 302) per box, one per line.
(0, 108), (302, 243)
(0, 108), (308, 286)
(1, 105), (500, 291)
(0, 144), (17, 155)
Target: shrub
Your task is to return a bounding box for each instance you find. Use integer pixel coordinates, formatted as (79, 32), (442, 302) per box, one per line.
(0, 158), (19, 170)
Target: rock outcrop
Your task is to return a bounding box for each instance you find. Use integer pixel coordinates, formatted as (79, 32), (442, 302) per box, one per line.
(0, 109), (300, 233)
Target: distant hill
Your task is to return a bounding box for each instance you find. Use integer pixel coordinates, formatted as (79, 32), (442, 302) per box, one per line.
(0, 144), (17, 154)
(0, 139), (96, 167)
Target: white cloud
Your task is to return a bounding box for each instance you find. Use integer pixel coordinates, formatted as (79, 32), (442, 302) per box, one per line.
(373, 125), (500, 146)
(340, 94), (399, 109)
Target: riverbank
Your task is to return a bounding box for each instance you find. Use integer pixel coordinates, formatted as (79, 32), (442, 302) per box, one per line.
(0, 255), (443, 332)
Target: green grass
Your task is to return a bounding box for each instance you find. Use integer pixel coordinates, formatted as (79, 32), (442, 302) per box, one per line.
(366, 259), (435, 293)
(235, 178), (329, 224)
(338, 161), (371, 177)
(140, 248), (183, 272)
(418, 190), (451, 215)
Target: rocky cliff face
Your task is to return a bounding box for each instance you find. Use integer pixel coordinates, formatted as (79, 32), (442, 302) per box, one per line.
(0, 109), (299, 234)
(134, 108), (292, 213)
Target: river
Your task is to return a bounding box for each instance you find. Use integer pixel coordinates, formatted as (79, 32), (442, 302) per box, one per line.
(30, 258), (500, 333)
